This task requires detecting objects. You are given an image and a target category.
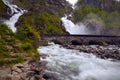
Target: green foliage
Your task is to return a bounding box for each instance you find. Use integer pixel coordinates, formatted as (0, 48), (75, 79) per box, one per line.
(18, 15), (40, 40)
(77, 0), (120, 12)
(0, 24), (15, 56)
(17, 11), (65, 35)
(0, 0), (68, 66)
(21, 43), (32, 51)
(0, 57), (25, 66)
(73, 5), (107, 22)
(73, 5), (120, 35)
(37, 12), (64, 34)
(13, 0), (46, 8)
(105, 11), (120, 28)
(14, 0), (66, 35)
(0, 23), (40, 66)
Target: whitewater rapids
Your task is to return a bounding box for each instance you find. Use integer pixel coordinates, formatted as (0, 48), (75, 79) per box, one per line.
(38, 43), (120, 80)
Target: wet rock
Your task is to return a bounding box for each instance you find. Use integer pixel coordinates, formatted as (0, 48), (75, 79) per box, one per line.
(41, 54), (49, 59)
(43, 72), (64, 80)
(65, 45), (120, 60)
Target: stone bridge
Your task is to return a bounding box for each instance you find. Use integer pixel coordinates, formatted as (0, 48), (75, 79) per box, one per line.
(41, 35), (120, 45)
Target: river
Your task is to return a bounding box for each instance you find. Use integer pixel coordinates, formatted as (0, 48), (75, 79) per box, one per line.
(38, 43), (120, 80)
(39, 0), (120, 79)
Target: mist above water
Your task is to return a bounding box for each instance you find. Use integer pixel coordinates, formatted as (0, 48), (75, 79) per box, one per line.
(61, 16), (90, 35)
(61, 0), (91, 35)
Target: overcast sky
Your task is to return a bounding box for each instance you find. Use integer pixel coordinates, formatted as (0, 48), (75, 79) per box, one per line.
(66, 0), (78, 5)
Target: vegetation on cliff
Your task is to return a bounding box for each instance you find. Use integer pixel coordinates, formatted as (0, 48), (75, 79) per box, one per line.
(0, 0), (71, 66)
(73, 0), (120, 35)
(0, 23), (39, 66)
(14, 0), (71, 35)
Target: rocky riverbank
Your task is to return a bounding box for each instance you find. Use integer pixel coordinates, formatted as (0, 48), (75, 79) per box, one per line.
(64, 44), (120, 60)
(0, 60), (45, 80)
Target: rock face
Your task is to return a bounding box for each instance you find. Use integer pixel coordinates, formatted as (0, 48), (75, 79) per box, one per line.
(0, 0), (10, 21)
(0, 60), (45, 80)
(46, 0), (69, 7)
(77, 0), (120, 12)
(74, 0), (120, 36)
(13, 0), (72, 16)
(46, 0), (72, 14)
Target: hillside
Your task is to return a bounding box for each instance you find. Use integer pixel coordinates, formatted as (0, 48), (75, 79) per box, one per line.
(73, 0), (120, 35)
(0, 0), (71, 79)
(0, 0), (71, 65)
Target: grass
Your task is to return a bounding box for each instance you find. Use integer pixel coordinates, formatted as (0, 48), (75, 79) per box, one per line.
(17, 11), (65, 35)
(13, 0), (67, 35)
(0, 23), (40, 66)
(0, 57), (25, 66)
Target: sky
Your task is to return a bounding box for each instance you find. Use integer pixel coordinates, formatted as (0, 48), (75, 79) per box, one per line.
(66, 0), (78, 5)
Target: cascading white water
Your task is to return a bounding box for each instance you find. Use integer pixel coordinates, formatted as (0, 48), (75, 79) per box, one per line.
(38, 43), (120, 80)
(66, 0), (78, 6)
(61, 16), (89, 35)
(2, 0), (25, 33)
(61, 0), (90, 35)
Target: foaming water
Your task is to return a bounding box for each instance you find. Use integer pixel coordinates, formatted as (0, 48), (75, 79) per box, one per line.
(2, 0), (25, 33)
(61, 16), (89, 35)
(61, 0), (90, 35)
(38, 43), (120, 80)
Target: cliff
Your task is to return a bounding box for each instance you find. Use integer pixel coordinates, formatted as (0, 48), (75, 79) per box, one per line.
(73, 0), (120, 36)
(13, 0), (72, 35)
(77, 0), (120, 12)
(0, 0), (71, 67)
(0, 0), (9, 20)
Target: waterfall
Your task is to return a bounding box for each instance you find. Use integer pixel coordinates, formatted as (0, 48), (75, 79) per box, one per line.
(61, 0), (90, 35)
(61, 16), (89, 35)
(2, 0), (25, 33)
(38, 43), (120, 80)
